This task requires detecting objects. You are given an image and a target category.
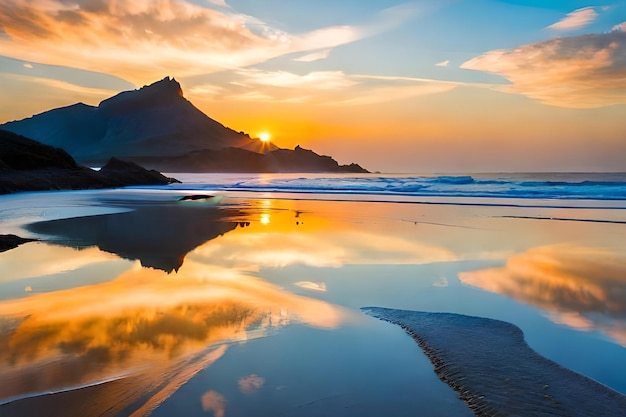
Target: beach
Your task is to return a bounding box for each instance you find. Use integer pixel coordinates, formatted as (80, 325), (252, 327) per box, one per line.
(1, 173), (625, 416)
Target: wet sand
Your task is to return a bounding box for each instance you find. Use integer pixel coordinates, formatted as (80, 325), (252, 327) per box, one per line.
(1, 190), (625, 416)
(365, 307), (626, 416)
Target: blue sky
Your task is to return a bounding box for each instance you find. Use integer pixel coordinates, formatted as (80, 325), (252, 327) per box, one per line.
(0, 0), (625, 171)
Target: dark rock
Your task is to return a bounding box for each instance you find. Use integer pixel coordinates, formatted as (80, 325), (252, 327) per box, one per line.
(0, 130), (77, 170)
(98, 157), (180, 186)
(179, 194), (214, 201)
(0, 130), (178, 195)
(0, 234), (37, 252)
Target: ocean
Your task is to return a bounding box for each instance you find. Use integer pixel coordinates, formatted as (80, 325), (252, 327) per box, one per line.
(0, 172), (625, 416)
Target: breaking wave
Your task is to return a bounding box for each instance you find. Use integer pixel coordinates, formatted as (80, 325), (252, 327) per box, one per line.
(166, 173), (626, 202)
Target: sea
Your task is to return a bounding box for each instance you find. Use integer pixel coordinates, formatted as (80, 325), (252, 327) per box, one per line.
(0, 172), (625, 416)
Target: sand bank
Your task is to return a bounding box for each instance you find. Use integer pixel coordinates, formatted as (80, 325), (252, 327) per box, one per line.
(364, 307), (626, 416)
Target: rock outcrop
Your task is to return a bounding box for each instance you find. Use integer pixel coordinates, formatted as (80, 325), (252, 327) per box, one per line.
(0, 130), (178, 194)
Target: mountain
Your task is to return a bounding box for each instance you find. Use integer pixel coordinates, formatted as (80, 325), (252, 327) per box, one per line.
(1, 77), (367, 173)
(0, 129), (178, 194)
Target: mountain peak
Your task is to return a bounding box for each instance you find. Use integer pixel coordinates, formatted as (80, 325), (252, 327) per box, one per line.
(142, 76), (183, 98)
(97, 76), (184, 112)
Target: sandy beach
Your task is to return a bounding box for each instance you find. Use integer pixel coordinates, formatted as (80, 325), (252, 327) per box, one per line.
(1, 178), (625, 416)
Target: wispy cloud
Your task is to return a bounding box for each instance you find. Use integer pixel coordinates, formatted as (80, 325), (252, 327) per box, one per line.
(0, 0), (414, 84)
(461, 31), (626, 108)
(546, 7), (598, 31)
(187, 69), (459, 106)
(236, 69), (357, 90)
(435, 60), (450, 67)
(293, 49), (331, 62)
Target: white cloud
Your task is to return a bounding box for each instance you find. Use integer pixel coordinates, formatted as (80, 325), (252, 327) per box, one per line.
(612, 22), (625, 32)
(435, 59), (450, 67)
(236, 69), (357, 90)
(546, 7), (598, 31)
(22, 62), (32, 68)
(295, 281), (327, 292)
(293, 49), (331, 62)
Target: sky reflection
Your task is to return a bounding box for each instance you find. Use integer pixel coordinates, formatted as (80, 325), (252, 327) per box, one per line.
(459, 244), (626, 346)
(2, 195), (626, 415)
(0, 244), (344, 414)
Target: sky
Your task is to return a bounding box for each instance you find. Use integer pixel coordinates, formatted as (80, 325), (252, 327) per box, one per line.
(0, 0), (625, 172)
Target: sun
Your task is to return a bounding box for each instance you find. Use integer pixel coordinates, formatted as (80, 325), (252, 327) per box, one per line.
(259, 132), (271, 142)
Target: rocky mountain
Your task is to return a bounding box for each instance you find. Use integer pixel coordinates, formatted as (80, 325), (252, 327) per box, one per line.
(1, 77), (367, 173)
(0, 129), (178, 194)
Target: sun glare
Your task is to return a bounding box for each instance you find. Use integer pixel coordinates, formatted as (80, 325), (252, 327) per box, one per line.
(259, 132), (271, 142)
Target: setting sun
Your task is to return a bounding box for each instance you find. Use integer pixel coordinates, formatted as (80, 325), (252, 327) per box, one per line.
(259, 132), (271, 142)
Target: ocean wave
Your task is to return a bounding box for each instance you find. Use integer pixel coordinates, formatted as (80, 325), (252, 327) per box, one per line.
(166, 174), (626, 202)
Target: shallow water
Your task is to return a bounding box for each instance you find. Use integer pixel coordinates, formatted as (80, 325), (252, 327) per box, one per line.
(0, 178), (625, 416)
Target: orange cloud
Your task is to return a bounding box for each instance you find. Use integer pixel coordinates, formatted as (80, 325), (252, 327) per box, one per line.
(0, 0), (411, 84)
(461, 32), (626, 108)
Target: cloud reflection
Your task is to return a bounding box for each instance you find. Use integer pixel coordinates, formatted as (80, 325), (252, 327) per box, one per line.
(0, 245), (345, 413)
(238, 374), (265, 394)
(201, 390), (226, 417)
(459, 244), (626, 346)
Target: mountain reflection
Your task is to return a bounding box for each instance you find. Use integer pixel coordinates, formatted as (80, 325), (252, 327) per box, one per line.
(0, 252), (344, 416)
(27, 201), (241, 272)
(459, 244), (626, 346)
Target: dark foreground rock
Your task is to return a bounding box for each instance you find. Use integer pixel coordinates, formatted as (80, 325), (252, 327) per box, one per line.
(0, 130), (178, 194)
(0, 234), (37, 252)
(363, 307), (626, 417)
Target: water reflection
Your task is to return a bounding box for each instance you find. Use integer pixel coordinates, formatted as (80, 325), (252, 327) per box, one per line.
(27, 202), (242, 272)
(459, 244), (626, 346)
(238, 374), (265, 394)
(0, 245), (344, 415)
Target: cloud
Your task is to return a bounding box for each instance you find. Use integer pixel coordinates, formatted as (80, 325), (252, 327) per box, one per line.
(459, 244), (626, 347)
(187, 70), (459, 106)
(0, 0), (412, 84)
(236, 69), (357, 90)
(546, 7), (598, 31)
(461, 31), (626, 108)
(22, 62), (32, 68)
(201, 390), (226, 417)
(294, 281), (327, 292)
(435, 60), (450, 67)
(613, 22), (625, 32)
(293, 49), (331, 62)
(238, 374), (265, 394)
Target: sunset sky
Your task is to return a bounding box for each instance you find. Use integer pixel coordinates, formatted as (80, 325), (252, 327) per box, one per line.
(1, 0), (625, 172)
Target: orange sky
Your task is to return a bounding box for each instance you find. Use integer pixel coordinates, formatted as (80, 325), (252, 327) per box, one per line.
(1, 0), (625, 172)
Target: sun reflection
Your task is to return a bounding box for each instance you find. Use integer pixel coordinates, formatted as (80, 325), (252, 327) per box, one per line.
(260, 213), (271, 225)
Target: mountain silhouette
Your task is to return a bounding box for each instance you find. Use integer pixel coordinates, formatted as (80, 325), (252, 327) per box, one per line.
(2, 77), (367, 173)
